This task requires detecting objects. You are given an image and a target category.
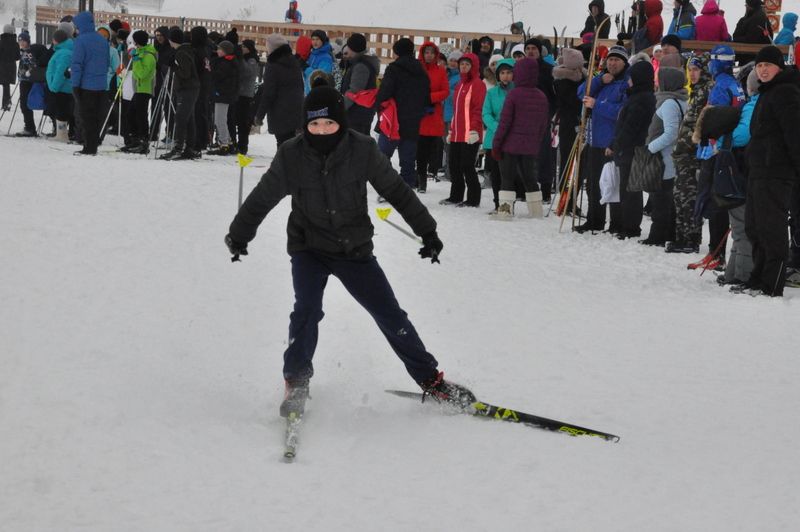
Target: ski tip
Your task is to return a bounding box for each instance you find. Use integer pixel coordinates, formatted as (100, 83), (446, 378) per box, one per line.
(283, 451), (296, 463)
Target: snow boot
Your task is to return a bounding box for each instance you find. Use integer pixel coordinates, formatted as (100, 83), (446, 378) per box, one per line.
(526, 190), (543, 219)
(207, 143), (232, 156)
(159, 143), (188, 161)
(54, 121), (69, 142)
(665, 241), (700, 254)
(279, 379), (310, 418)
(490, 190), (515, 221)
(419, 371), (476, 409)
(15, 127), (37, 137)
(127, 138), (150, 155)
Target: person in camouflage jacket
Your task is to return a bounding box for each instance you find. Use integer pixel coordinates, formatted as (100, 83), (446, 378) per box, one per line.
(669, 53), (713, 252)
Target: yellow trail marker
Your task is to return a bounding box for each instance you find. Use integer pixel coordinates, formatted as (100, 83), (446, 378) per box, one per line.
(237, 153), (254, 168)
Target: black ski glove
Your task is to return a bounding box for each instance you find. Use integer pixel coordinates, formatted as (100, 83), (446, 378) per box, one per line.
(225, 234), (248, 262)
(419, 232), (443, 264)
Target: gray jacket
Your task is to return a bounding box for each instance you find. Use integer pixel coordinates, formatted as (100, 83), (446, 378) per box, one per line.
(239, 56), (258, 98)
(229, 131), (436, 258)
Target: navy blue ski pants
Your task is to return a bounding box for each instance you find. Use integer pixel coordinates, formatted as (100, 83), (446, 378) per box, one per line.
(283, 251), (439, 383)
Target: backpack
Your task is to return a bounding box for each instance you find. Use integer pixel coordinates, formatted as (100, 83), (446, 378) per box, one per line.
(711, 136), (746, 210)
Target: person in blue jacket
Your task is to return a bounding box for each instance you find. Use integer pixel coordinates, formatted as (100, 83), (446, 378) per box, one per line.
(575, 45), (629, 233)
(667, 0), (697, 40)
(773, 12), (797, 45)
(46, 29), (73, 142)
(304, 29), (333, 94)
(71, 11), (110, 155)
(442, 50), (461, 180)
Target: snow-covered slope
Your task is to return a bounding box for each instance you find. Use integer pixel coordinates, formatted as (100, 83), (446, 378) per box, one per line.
(1, 106), (799, 530)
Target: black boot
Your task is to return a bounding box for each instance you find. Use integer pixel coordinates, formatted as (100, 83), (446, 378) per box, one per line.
(419, 371), (476, 409)
(279, 379), (310, 418)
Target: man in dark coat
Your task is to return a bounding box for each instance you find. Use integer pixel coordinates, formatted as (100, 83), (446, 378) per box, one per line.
(581, 0), (611, 39)
(0, 24), (20, 111)
(733, 0), (774, 63)
(256, 33), (304, 146)
(150, 25), (174, 142)
(375, 38), (431, 189)
(190, 26), (213, 152)
(160, 28), (202, 160)
(340, 32), (379, 135)
(739, 46), (800, 297)
(224, 86), (474, 418)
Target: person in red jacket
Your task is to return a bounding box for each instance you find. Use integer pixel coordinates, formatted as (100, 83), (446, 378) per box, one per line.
(645, 0), (664, 47)
(440, 53), (487, 207)
(416, 41), (449, 193)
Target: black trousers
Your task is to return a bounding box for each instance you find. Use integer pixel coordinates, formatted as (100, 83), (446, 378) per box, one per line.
(174, 87), (199, 149)
(610, 152), (643, 236)
(415, 135), (438, 191)
(234, 96), (253, 153)
(447, 142), (481, 205)
(499, 154), (540, 192)
(538, 131), (553, 199)
(347, 108), (375, 136)
(275, 130), (295, 147)
(130, 93), (151, 140)
(647, 178), (675, 243)
(790, 183), (800, 268)
(193, 86), (211, 150)
(699, 157), (730, 257)
(745, 178), (794, 296)
(485, 156), (501, 208)
(2, 82), (11, 108)
(284, 251), (439, 384)
(52, 92), (73, 122)
(581, 146), (611, 228)
(18, 81), (36, 132)
(78, 89), (107, 154)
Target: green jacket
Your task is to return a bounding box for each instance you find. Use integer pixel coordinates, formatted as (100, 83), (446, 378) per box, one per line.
(131, 43), (157, 95)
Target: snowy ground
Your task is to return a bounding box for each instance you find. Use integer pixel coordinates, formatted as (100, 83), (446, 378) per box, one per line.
(1, 106), (799, 531)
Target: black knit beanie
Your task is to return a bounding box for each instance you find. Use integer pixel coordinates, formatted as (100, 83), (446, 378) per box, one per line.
(393, 37), (415, 57)
(311, 29), (329, 43)
(346, 33), (367, 54)
(754, 45), (785, 69)
(303, 86), (348, 154)
(132, 30), (149, 46)
(661, 34), (682, 52)
(168, 28), (184, 44)
(524, 37), (542, 54)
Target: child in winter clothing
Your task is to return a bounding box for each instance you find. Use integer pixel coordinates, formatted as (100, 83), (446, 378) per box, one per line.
(0, 24), (19, 111)
(694, 1), (730, 42)
(304, 30), (333, 94)
(441, 53), (486, 207)
(774, 13), (798, 46)
(225, 85), (475, 416)
(123, 30), (156, 153)
(159, 28), (201, 160)
(45, 29), (73, 142)
(15, 31), (46, 137)
(209, 40), (240, 155)
(490, 57), (549, 219)
(482, 58), (514, 210)
(235, 39), (259, 155)
(642, 66), (688, 245)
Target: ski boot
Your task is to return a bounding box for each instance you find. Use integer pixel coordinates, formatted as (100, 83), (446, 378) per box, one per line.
(419, 371), (476, 409)
(280, 379), (310, 418)
(207, 143), (233, 156)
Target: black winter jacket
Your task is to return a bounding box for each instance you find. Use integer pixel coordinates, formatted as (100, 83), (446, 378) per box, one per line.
(257, 44), (304, 135)
(612, 65), (656, 157)
(733, 7), (773, 44)
(229, 131), (437, 259)
(0, 33), (20, 85)
(581, 1), (611, 38)
(173, 43), (200, 91)
(748, 68), (800, 182)
(375, 55), (430, 140)
(211, 54), (240, 104)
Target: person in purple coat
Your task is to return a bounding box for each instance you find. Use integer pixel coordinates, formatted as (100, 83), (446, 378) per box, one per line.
(490, 57), (550, 219)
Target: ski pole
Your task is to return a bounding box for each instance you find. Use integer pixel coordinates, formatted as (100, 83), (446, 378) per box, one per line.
(375, 207), (422, 243)
(148, 71), (170, 155)
(0, 82), (19, 123)
(5, 97), (19, 136)
(99, 56), (133, 143)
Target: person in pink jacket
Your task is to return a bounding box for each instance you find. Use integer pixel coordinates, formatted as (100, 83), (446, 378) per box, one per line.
(695, 0), (731, 42)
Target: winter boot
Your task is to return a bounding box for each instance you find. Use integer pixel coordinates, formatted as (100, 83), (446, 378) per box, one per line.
(490, 190), (516, 221)
(159, 143), (187, 161)
(419, 371), (476, 409)
(207, 143), (233, 156)
(279, 379), (310, 418)
(127, 138), (150, 155)
(15, 127), (37, 137)
(54, 121), (69, 142)
(665, 241), (700, 254)
(526, 190), (543, 219)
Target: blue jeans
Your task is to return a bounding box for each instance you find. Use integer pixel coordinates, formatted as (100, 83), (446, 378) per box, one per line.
(378, 134), (418, 188)
(283, 251), (439, 383)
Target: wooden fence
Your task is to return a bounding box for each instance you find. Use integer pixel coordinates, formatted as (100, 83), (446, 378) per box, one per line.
(35, 5), (511, 63)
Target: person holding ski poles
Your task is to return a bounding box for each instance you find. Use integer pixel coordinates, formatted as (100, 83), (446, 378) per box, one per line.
(224, 85), (474, 417)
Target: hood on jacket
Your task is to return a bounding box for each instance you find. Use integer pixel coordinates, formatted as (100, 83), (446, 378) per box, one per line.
(782, 13), (798, 32)
(513, 57), (539, 88)
(459, 52), (481, 82)
(54, 38), (74, 53)
(417, 41), (440, 65)
(658, 66), (685, 92)
(588, 0), (605, 14)
(73, 11), (95, 35)
(311, 41), (332, 55)
(628, 60), (655, 92)
(645, 0), (663, 18)
(190, 26), (208, 49)
(701, 0), (720, 15)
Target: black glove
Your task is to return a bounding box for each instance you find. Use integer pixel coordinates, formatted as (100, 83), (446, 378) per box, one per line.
(419, 232), (443, 264)
(225, 234), (248, 262)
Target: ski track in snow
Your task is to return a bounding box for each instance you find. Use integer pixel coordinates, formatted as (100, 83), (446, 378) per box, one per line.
(1, 120), (798, 531)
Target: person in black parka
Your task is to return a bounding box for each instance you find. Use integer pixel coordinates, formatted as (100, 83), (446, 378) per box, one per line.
(256, 33), (304, 147)
(0, 25), (20, 111)
(375, 38), (431, 189)
(190, 26), (213, 151)
(609, 60), (657, 239)
(581, 0), (611, 39)
(742, 46), (800, 297)
(150, 26), (174, 141)
(224, 86), (475, 417)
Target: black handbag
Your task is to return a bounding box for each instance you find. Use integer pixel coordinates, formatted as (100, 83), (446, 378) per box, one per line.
(628, 145), (664, 192)
(712, 136), (746, 210)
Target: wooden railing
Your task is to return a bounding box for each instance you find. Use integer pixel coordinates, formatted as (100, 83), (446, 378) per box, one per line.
(35, 5), (511, 63)
(596, 39), (790, 56)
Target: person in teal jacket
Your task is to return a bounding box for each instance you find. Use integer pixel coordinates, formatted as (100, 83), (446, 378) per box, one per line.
(123, 30), (157, 153)
(46, 29), (73, 141)
(482, 58), (514, 210)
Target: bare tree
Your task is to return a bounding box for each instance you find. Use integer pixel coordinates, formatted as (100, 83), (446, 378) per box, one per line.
(491, 0), (526, 27)
(445, 0), (461, 17)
